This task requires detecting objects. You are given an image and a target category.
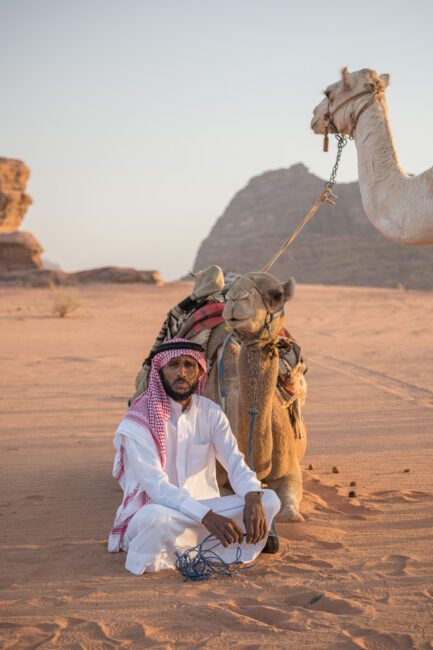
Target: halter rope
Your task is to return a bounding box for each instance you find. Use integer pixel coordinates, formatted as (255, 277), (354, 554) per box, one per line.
(323, 87), (378, 151)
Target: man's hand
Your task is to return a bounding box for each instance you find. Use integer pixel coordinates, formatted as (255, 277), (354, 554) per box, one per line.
(202, 511), (244, 547)
(243, 492), (267, 544)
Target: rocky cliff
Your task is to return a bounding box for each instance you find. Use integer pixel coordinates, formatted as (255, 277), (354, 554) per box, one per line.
(0, 158), (161, 286)
(0, 266), (162, 287)
(0, 232), (43, 271)
(0, 158), (33, 233)
(193, 164), (433, 290)
(0, 157), (43, 273)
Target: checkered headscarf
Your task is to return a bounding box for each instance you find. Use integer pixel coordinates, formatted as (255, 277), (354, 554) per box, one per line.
(124, 338), (208, 469)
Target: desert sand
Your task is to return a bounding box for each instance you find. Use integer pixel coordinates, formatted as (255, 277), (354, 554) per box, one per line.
(0, 281), (432, 649)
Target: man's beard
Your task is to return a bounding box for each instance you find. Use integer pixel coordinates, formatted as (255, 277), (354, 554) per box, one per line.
(160, 373), (199, 402)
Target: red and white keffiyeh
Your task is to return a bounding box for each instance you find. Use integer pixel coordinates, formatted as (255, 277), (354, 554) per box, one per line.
(108, 338), (208, 552)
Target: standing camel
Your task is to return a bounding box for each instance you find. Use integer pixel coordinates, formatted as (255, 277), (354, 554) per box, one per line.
(311, 67), (433, 245)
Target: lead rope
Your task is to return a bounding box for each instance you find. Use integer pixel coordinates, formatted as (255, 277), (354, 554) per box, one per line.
(261, 133), (348, 274)
(175, 534), (251, 581)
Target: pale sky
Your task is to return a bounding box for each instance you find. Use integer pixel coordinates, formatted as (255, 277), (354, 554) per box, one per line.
(1, 0), (432, 279)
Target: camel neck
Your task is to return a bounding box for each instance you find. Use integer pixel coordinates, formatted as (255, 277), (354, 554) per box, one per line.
(355, 98), (405, 186)
(237, 337), (280, 479)
(352, 98), (433, 244)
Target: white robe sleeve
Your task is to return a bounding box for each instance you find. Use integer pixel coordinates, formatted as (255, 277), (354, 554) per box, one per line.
(122, 435), (211, 523)
(210, 406), (263, 497)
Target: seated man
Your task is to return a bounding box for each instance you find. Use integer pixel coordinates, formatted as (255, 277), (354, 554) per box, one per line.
(108, 337), (280, 575)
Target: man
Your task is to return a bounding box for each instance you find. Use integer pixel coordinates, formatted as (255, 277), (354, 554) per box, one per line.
(108, 337), (280, 575)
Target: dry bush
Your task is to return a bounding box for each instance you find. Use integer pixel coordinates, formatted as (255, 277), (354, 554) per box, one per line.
(50, 283), (81, 318)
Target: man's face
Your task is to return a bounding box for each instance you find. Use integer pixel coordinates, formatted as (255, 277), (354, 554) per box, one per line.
(160, 354), (202, 402)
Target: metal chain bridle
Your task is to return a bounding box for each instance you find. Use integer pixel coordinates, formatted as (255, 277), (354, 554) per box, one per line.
(325, 133), (349, 191)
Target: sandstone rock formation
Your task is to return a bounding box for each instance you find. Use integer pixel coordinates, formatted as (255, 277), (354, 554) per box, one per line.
(193, 164), (433, 290)
(0, 269), (72, 288)
(0, 267), (162, 287)
(0, 157), (162, 286)
(0, 158), (32, 233)
(71, 267), (162, 285)
(0, 157), (43, 274)
(0, 232), (43, 271)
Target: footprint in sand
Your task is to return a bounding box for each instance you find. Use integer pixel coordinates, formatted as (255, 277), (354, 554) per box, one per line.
(290, 553), (335, 569)
(364, 554), (420, 577)
(368, 490), (433, 504)
(24, 495), (45, 501)
(229, 588), (371, 616)
(279, 526), (346, 552)
(0, 622), (59, 649)
(348, 628), (416, 649)
(284, 590), (367, 616)
(42, 617), (141, 647)
(103, 620), (159, 646)
(277, 553), (335, 576)
(304, 478), (369, 520)
(216, 598), (308, 632)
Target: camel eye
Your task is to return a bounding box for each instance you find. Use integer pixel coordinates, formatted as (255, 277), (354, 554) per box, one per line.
(268, 289), (283, 302)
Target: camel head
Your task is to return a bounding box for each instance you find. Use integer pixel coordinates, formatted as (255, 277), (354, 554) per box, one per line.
(222, 272), (295, 340)
(311, 68), (390, 138)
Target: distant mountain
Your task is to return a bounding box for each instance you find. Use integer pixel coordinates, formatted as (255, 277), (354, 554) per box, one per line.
(42, 257), (62, 270)
(193, 164), (433, 290)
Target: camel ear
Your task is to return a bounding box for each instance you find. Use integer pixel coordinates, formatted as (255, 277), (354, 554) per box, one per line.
(283, 277), (295, 302)
(380, 73), (390, 87)
(341, 66), (352, 91)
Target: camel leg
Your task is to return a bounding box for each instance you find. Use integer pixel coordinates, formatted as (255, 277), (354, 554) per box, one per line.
(268, 460), (304, 522)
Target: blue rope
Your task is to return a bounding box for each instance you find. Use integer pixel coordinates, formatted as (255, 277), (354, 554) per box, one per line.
(175, 534), (252, 582)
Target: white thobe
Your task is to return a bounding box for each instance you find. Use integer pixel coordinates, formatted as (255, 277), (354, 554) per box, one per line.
(112, 395), (281, 575)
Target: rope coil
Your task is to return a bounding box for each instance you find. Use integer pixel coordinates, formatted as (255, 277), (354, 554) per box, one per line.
(175, 534), (251, 581)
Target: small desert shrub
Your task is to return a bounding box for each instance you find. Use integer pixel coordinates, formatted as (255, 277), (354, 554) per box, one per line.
(50, 283), (81, 318)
